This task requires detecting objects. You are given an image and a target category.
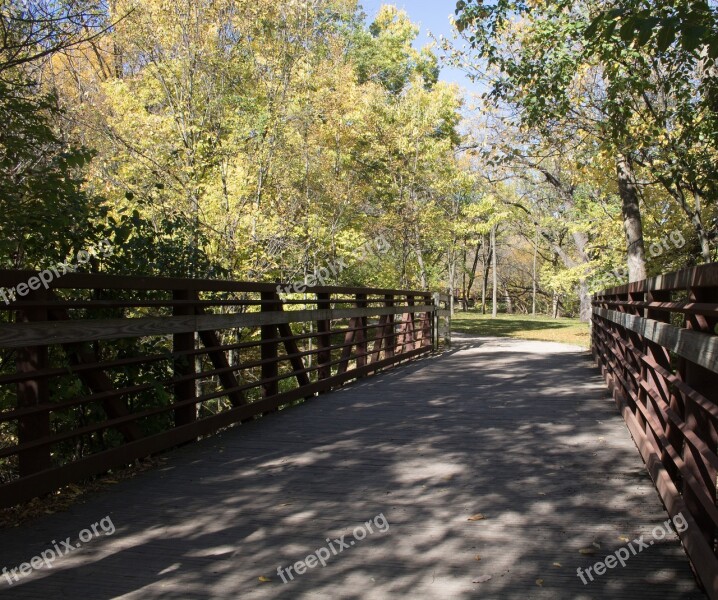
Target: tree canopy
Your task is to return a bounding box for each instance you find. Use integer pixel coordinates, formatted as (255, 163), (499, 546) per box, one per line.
(0, 0), (714, 320)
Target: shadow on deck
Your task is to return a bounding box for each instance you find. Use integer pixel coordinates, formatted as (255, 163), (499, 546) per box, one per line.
(0, 336), (705, 599)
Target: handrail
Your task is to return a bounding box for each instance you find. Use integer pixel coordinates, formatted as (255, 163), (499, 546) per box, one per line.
(0, 273), (450, 508)
(592, 263), (718, 599)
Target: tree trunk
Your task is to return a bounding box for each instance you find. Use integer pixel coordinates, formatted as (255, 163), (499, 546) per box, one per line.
(465, 239), (482, 310)
(491, 225), (498, 318)
(481, 234), (491, 315)
(447, 249), (456, 318)
(461, 241), (468, 311)
(578, 279), (591, 322)
(108, 0), (124, 79)
(616, 154), (647, 282)
(532, 225), (538, 316)
(413, 228), (428, 291)
(652, 172), (713, 264)
(691, 188), (713, 263)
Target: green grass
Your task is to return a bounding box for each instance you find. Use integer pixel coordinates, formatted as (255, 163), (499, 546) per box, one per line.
(451, 312), (591, 348)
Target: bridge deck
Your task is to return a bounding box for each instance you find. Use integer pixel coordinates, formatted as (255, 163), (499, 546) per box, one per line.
(0, 337), (705, 599)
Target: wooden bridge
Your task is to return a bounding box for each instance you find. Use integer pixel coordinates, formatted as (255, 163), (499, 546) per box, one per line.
(0, 266), (716, 598)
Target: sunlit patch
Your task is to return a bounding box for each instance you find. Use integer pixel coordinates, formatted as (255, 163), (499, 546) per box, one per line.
(158, 563), (181, 575)
(645, 568), (679, 584)
(185, 545), (236, 558)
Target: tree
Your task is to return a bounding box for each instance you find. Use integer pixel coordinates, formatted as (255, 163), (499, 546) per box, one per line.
(353, 5), (439, 94)
(586, 1), (718, 61)
(454, 0), (716, 265)
(0, 75), (103, 267)
(0, 0), (122, 76)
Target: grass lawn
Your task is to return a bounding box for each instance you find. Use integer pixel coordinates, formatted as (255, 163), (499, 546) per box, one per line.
(451, 311), (591, 349)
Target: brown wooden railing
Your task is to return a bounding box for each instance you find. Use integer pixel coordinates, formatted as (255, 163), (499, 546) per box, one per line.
(592, 264), (718, 599)
(0, 271), (450, 508)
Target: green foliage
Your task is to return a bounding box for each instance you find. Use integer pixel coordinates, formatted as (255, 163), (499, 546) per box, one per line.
(102, 208), (222, 279)
(353, 5), (439, 93)
(0, 78), (105, 267)
(585, 1), (718, 58)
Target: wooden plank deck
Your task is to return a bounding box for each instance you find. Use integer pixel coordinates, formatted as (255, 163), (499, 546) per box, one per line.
(0, 336), (706, 599)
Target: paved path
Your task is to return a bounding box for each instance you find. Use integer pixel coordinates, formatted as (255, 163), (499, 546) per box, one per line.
(0, 337), (706, 599)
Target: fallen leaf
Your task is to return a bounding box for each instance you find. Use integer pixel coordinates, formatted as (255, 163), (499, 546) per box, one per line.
(552, 562), (561, 568)
(618, 536), (630, 543)
(473, 575), (492, 583)
(475, 555), (482, 561)
(467, 513), (486, 521)
(579, 548), (596, 555)
(536, 579), (544, 586)
(258, 576), (271, 583)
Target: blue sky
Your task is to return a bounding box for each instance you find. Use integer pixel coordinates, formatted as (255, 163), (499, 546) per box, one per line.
(358, 1), (480, 94)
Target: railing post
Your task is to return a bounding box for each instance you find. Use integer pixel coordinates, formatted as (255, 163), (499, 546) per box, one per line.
(421, 296), (431, 348)
(173, 289), (197, 428)
(261, 291), (280, 399)
(356, 294), (367, 371)
(405, 294), (415, 352)
(385, 294), (395, 359)
(16, 290), (51, 476)
(316, 293), (331, 390)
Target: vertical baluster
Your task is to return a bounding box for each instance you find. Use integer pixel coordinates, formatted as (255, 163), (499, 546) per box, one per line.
(316, 292), (332, 391)
(261, 290), (279, 400)
(385, 294), (395, 360)
(17, 289), (50, 476)
(405, 294), (415, 353)
(421, 295), (431, 348)
(356, 294), (367, 371)
(173, 289), (197, 428)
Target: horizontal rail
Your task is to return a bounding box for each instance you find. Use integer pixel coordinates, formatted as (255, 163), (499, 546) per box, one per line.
(0, 305), (434, 349)
(0, 270), (432, 297)
(597, 299), (718, 317)
(0, 273), (451, 508)
(592, 263), (718, 599)
(594, 308), (718, 374)
(596, 263), (718, 296)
